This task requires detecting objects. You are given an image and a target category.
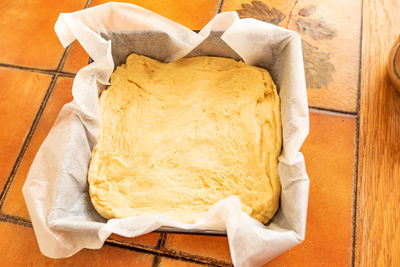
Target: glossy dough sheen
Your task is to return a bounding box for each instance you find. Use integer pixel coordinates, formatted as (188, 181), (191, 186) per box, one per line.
(88, 54), (282, 224)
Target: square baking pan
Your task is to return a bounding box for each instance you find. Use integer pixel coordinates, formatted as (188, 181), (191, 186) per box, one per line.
(89, 30), (274, 235)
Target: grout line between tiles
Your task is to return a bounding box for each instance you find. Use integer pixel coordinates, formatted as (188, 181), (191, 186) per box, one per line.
(0, 74), (59, 209)
(0, 63), (76, 78)
(58, 72), (76, 78)
(84, 0), (92, 9)
(0, 214), (32, 228)
(308, 107), (358, 117)
(216, 0), (224, 14)
(155, 248), (232, 267)
(351, 0), (364, 266)
(152, 254), (162, 267)
(286, 0), (300, 28)
(352, 116), (361, 267)
(56, 44), (73, 72)
(104, 241), (162, 259)
(157, 232), (167, 249)
(155, 254), (228, 266)
(152, 232), (167, 267)
(106, 238), (231, 267)
(0, 63), (57, 75)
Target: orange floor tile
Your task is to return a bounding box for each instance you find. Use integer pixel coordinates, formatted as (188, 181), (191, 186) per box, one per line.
(159, 257), (205, 267)
(0, 68), (51, 192)
(164, 234), (231, 263)
(2, 77), (74, 220)
(90, 0), (219, 30)
(63, 0), (220, 73)
(222, 0), (362, 112)
(0, 0), (87, 69)
(268, 112), (356, 266)
(62, 41), (90, 74)
(0, 222), (154, 266)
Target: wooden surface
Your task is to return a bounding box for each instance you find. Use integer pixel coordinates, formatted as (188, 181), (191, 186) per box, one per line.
(356, 0), (400, 266)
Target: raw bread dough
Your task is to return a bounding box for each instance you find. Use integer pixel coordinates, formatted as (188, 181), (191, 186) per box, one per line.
(88, 54), (282, 224)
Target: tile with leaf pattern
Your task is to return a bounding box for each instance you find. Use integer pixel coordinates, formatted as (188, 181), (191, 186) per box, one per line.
(222, 0), (362, 112)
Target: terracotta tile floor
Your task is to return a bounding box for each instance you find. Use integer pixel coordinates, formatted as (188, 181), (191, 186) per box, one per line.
(0, 68), (51, 193)
(159, 257), (205, 267)
(0, 0), (87, 69)
(0, 0), (366, 266)
(62, 42), (89, 74)
(164, 234), (231, 262)
(0, 221), (155, 266)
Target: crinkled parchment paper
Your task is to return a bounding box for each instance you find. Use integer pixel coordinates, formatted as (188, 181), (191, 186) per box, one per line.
(23, 3), (309, 266)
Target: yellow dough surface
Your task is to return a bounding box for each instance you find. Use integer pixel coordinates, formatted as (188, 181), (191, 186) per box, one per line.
(88, 54), (282, 224)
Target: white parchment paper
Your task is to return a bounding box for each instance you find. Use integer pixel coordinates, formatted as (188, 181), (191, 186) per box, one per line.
(22, 3), (309, 266)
